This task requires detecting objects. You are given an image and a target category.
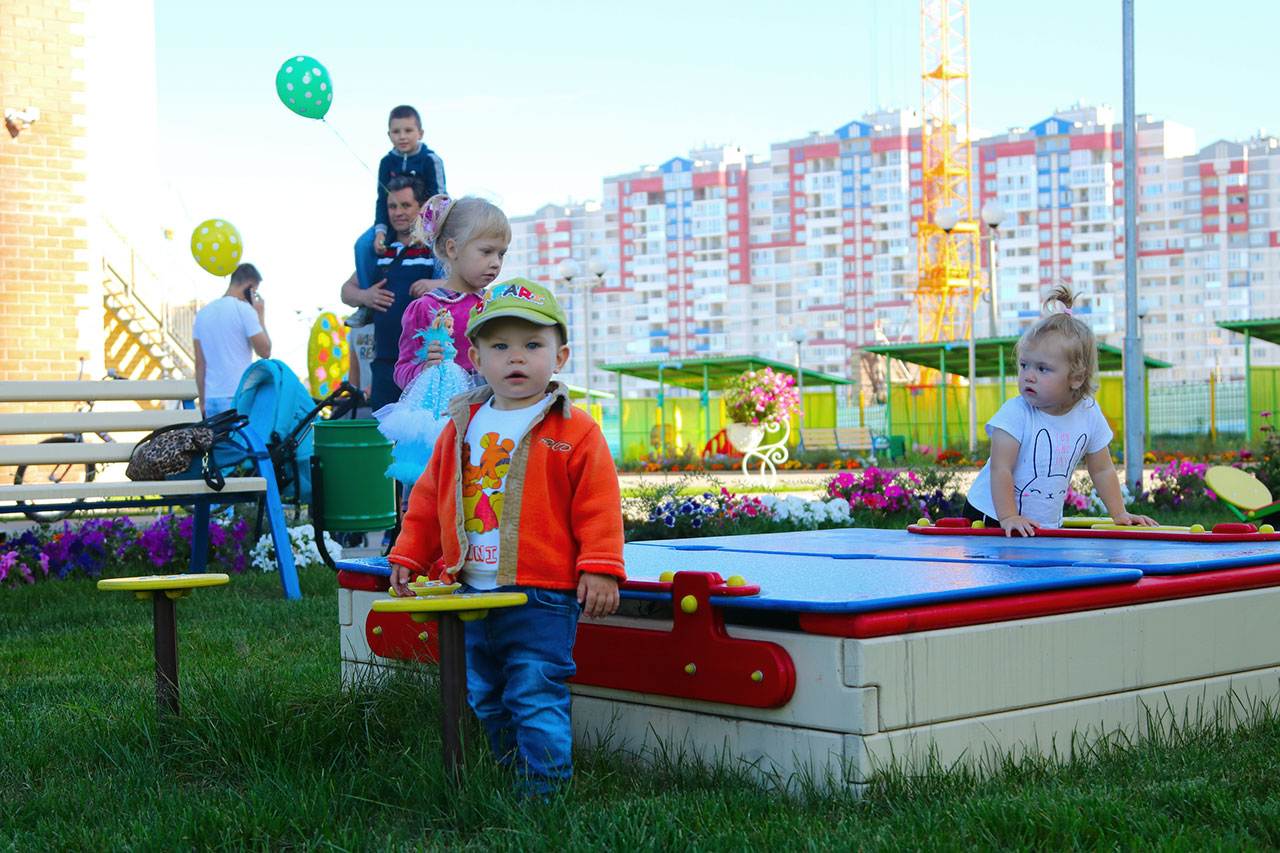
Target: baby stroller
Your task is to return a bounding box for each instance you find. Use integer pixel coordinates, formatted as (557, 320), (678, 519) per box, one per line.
(215, 359), (363, 509)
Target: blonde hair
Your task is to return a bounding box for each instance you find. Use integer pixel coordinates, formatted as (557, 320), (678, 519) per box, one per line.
(1016, 284), (1099, 402)
(415, 195), (510, 269)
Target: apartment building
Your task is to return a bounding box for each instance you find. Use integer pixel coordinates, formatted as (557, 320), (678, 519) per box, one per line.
(505, 105), (1280, 395)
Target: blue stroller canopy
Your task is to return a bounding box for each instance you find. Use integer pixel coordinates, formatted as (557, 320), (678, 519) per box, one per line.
(229, 359), (320, 503)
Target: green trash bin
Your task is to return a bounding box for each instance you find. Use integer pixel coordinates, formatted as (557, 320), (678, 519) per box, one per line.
(312, 419), (396, 532)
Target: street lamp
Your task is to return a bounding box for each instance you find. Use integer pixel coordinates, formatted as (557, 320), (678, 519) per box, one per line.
(556, 260), (582, 409)
(584, 258), (606, 417)
(558, 258), (605, 421)
(981, 200), (1005, 338)
(935, 205), (979, 455)
(791, 326), (806, 449)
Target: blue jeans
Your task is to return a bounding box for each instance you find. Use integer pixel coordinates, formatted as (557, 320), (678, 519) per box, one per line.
(462, 584), (580, 790)
(354, 226), (377, 289)
(203, 396), (234, 418)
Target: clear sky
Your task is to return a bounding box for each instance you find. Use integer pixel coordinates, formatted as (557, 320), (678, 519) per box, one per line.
(152, 0), (1278, 370)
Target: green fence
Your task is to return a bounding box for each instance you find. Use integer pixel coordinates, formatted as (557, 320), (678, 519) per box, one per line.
(596, 371), (1277, 461)
(607, 390), (840, 463)
(865, 374), (1272, 453)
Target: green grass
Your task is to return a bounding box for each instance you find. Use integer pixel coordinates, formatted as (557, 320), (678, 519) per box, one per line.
(6, 569), (1280, 849)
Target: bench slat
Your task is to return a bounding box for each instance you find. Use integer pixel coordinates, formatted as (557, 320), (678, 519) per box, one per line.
(835, 427), (873, 449)
(0, 380), (197, 403)
(0, 442), (137, 466)
(800, 427), (874, 452)
(800, 428), (840, 450)
(0, 410), (200, 436)
(2, 477), (266, 501)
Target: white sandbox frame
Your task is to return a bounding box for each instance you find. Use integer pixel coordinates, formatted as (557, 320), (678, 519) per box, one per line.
(339, 583), (1280, 788)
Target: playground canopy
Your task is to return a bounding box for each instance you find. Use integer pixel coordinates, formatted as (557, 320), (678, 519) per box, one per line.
(862, 337), (1172, 449)
(598, 355), (853, 392)
(862, 337), (1171, 382)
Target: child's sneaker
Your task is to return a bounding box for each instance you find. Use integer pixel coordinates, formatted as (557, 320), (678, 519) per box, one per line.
(345, 306), (373, 328)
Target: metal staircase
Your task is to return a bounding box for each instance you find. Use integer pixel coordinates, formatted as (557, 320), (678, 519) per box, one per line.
(100, 222), (197, 381)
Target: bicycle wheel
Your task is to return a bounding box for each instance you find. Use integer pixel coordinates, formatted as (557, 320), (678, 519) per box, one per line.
(13, 436), (97, 523)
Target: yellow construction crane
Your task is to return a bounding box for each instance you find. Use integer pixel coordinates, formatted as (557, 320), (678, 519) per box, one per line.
(916, 0), (982, 343)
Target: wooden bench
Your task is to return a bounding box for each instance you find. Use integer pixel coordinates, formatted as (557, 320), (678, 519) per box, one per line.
(0, 380), (301, 599)
(799, 426), (876, 457)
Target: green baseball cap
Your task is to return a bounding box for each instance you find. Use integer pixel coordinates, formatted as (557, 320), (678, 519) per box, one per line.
(466, 277), (569, 340)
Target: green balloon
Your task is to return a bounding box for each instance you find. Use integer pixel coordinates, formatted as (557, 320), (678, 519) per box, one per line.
(275, 55), (333, 120)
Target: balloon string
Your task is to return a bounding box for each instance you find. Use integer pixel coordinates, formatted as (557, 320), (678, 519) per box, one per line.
(322, 118), (389, 194)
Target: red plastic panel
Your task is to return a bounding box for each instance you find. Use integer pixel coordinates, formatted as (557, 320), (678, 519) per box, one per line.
(366, 611), (440, 663)
(622, 572), (762, 597)
(799, 563), (1280, 638)
(909, 519), (1280, 543)
(573, 572), (795, 708)
(338, 570), (385, 592)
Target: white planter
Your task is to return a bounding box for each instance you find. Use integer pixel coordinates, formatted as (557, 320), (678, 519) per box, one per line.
(726, 422), (766, 454)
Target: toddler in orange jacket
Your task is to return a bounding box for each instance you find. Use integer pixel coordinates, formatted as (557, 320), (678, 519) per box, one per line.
(389, 278), (623, 792)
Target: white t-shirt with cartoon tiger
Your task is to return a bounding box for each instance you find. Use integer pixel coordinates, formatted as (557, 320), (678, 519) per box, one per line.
(458, 396), (550, 590)
(968, 396), (1113, 528)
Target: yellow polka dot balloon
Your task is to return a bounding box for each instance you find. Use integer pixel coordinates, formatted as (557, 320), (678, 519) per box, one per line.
(190, 218), (243, 277)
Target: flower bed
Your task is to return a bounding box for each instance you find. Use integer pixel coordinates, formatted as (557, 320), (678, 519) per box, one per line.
(620, 455), (868, 474)
(625, 481), (858, 540)
(0, 514), (251, 587)
(826, 466), (966, 519)
(0, 513), (342, 587)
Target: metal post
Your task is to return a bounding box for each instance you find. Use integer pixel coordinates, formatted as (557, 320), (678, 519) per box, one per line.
(967, 251), (978, 455)
(795, 344), (806, 451)
(656, 364), (666, 458)
(1245, 330), (1253, 442)
(885, 356), (893, 437)
(153, 593), (179, 715)
(701, 364), (710, 449)
(987, 228), (1000, 337)
(1121, 0), (1145, 493)
(437, 613), (467, 780)
(1209, 368), (1217, 441)
(939, 349), (948, 450)
(582, 280), (592, 420)
(616, 371), (624, 459)
(998, 345), (1007, 402)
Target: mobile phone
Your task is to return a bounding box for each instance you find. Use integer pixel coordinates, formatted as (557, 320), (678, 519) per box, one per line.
(244, 285), (257, 303)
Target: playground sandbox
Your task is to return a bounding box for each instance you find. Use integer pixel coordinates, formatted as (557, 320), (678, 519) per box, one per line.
(335, 520), (1280, 789)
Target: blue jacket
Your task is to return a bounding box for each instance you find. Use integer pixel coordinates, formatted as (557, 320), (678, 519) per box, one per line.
(374, 144), (446, 233)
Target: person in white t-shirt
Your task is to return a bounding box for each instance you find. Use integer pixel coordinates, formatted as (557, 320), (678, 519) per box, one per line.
(192, 263), (271, 416)
(966, 285), (1157, 536)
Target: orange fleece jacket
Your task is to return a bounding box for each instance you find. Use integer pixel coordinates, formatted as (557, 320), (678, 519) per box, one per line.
(388, 382), (626, 589)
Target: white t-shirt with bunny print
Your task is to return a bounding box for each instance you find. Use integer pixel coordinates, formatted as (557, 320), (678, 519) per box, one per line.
(967, 396), (1114, 528)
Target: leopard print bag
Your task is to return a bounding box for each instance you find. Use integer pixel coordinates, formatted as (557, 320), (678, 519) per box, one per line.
(126, 409), (244, 490)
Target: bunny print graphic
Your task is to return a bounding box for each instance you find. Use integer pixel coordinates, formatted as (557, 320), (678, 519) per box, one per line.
(1015, 429), (1088, 521)
(965, 395), (1126, 532)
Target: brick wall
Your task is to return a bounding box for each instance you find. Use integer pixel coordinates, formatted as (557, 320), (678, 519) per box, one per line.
(0, 0), (92, 383)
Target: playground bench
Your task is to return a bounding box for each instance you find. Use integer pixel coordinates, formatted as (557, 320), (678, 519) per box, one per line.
(0, 379), (302, 599)
(800, 426), (874, 455)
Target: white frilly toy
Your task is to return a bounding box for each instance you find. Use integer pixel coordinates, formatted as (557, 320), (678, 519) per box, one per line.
(373, 308), (471, 485)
